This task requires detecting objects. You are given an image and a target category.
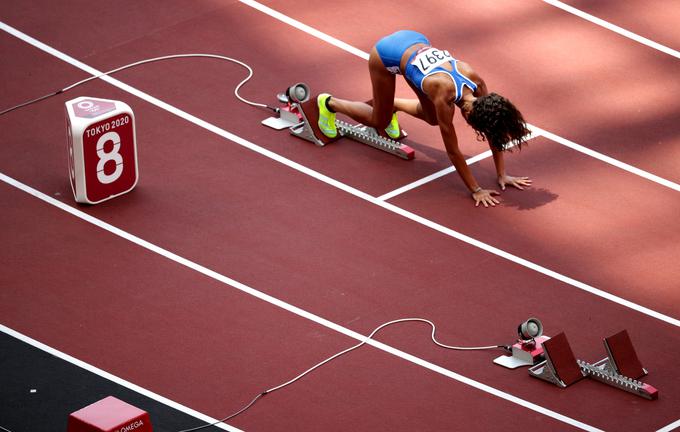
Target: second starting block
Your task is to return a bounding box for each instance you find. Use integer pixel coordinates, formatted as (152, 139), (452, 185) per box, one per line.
(528, 330), (658, 400)
(262, 89), (415, 160)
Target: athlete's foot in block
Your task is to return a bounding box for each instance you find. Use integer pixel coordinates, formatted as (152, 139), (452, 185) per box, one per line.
(317, 93), (337, 138)
(384, 112), (401, 139)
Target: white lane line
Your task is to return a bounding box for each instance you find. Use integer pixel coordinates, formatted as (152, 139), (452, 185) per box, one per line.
(657, 419), (680, 432)
(542, 0), (680, 59)
(378, 165), (456, 201)
(238, 0), (370, 61)
(377, 152), (489, 201)
(239, 0), (680, 193)
(0, 173), (601, 432)
(531, 125), (680, 192)
(1, 21), (678, 326)
(378, 130), (541, 201)
(0, 323), (243, 432)
(0, 20), (670, 429)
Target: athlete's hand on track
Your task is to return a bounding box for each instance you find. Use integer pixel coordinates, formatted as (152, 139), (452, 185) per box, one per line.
(498, 175), (532, 191)
(472, 189), (500, 207)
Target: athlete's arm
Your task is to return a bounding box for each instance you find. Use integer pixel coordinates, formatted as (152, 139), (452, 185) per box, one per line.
(491, 142), (532, 190)
(431, 87), (499, 207)
(469, 74), (530, 191)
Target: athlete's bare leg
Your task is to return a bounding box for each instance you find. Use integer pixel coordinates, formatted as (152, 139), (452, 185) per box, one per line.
(327, 47), (395, 130)
(393, 79), (438, 125)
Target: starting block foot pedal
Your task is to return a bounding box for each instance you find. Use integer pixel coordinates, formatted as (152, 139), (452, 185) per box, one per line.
(603, 329), (647, 379)
(528, 332), (585, 387)
(578, 329), (658, 400)
(290, 96), (341, 147)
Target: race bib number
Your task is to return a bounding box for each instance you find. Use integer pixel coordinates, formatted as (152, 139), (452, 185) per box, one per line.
(411, 48), (453, 74)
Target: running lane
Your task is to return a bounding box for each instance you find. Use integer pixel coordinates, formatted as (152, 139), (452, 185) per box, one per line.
(555, 0), (680, 50)
(1, 179), (590, 432)
(1, 56), (678, 432)
(2, 2), (679, 431)
(241, 0), (680, 352)
(254, 0), (680, 186)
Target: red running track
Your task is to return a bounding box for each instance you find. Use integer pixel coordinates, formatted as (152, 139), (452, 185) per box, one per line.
(1, 1), (679, 431)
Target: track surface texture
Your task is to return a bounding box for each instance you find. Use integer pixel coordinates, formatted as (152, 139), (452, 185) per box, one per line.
(1, 1), (679, 431)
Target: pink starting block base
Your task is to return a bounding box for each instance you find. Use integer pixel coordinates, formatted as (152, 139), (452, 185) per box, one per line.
(67, 396), (152, 432)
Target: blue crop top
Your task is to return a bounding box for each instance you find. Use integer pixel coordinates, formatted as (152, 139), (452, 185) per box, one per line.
(404, 46), (478, 103)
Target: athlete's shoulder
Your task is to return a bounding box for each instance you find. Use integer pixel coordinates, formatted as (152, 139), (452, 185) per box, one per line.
(455, 61), (478, 80)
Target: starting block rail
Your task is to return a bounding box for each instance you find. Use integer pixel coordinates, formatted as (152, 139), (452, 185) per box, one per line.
(578, 358), (658, 400)
(336, 119), (414, 160)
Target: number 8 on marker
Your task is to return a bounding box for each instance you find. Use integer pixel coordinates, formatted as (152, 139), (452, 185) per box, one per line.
(96, 131), (124, 184)
(66, 97), (138, 204)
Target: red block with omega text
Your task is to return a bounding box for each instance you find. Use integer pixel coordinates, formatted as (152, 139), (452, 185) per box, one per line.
(67, 396), (152, 432)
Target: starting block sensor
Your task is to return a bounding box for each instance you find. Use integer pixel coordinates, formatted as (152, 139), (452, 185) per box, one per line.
(494, 317), (549, 369)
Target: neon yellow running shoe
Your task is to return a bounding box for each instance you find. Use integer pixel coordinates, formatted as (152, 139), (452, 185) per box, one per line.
(385, 112), (400, 139)
(317, 93), (337, 138)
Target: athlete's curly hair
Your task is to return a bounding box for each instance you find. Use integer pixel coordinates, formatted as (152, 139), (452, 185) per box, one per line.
(466, 93), (530, 152)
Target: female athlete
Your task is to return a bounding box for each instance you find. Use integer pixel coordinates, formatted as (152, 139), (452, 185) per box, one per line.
(317, 30), (531, 207)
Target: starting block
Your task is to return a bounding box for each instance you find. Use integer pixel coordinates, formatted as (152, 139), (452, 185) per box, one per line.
(528, 330), (658, 400)
(262, 90), (415, 160)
